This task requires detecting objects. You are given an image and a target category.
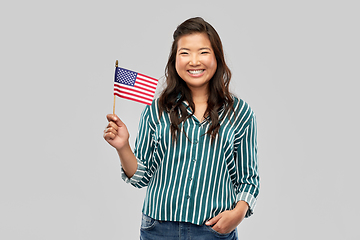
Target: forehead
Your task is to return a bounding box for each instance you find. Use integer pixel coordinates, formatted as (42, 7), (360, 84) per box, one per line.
(177, 32), (212, 49)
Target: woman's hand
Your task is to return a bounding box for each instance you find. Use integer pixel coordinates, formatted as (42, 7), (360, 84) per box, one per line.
(205, 201), (249, 234)
(104, 114), (130, 150)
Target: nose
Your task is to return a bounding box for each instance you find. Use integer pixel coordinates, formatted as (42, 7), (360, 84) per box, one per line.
(189, 54), (200, 66)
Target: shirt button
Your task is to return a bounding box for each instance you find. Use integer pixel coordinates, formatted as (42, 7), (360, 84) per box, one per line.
(189, 177), (193, 181)
(192, 159), (196, 162)
(193, 139), (198, 144)
(186, 195), (190, 199)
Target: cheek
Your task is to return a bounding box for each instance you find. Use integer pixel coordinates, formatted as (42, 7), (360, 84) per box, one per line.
(175, 57), (185, 74)
(208, 57), (217, 73)
(211, 61), (217, 70)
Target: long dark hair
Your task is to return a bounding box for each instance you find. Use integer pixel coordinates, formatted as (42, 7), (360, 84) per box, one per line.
(159, 17), (234, 142)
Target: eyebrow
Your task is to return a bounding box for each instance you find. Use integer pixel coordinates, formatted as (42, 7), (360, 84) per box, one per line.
(178, 47), (212, 52)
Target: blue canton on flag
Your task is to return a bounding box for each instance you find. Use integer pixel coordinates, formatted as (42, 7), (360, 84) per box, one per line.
(115, 68), (137, 87)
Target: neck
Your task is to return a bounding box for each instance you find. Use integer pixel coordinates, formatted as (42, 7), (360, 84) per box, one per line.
(189, 87), (209, 104)
(189, 87), (209, 122)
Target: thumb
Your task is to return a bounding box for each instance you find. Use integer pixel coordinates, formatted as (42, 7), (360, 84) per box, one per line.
(205, 214), (221, 226)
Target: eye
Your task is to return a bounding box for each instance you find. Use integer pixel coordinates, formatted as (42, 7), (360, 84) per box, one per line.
(201, 51), (210, 54)
(179, 52), (188, 55)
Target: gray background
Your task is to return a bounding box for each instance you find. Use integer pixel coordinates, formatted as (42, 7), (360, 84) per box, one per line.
(1, 0), (359, 239)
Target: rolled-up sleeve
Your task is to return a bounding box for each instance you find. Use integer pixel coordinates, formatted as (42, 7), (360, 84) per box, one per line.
(120, 104), (157, 188)
(234, 114), (259, 217)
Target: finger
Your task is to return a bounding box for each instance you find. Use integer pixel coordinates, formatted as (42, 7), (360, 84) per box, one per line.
(106, 121), (119, 131)
(211, 224), (223, 234)
(103, 131), (116, 141)
(106, 114), (124, 127)
(205, 214), (221, 226)
(104, 127), (118, 136)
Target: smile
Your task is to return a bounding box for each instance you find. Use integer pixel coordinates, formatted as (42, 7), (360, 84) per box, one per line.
(188, 69), (204, 75)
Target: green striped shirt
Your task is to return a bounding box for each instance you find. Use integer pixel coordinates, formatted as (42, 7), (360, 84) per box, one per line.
(121, 96), (259, 225)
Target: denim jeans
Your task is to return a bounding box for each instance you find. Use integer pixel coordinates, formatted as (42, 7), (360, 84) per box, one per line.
(140, 213), (238, 240)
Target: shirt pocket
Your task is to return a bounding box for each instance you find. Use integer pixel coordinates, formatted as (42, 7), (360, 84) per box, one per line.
(151, 127), (168, 163)
(152, 131), (161, 155)
(147, 131), (162, 174)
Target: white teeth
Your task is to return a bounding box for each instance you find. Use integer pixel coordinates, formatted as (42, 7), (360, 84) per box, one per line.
(188, 70), (204, 74)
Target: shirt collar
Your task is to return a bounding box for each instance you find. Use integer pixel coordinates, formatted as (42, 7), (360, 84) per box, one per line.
(181, 99), (227, 121)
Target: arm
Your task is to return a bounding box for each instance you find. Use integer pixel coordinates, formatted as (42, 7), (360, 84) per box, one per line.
(206, 114), (259, 234)
(234, 114), (259, 217)
(104, 114), (137, 178)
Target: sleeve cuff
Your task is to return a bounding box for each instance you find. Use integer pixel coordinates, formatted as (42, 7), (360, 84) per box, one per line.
(236, 191), (257, 218)
(120, 160), (147, 186)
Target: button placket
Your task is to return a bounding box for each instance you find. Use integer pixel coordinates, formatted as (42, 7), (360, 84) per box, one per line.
(186, 121), (200, 202)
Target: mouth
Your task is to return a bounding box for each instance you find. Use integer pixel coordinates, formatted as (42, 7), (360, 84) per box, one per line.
(187, 69), (205, 75)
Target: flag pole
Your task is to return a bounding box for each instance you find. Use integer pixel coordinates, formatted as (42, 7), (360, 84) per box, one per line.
(113, 60), (118, 115)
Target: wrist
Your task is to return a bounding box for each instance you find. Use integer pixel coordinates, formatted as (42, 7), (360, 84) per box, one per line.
(233, 201), (249, 215)
(116, 141), (131, 153)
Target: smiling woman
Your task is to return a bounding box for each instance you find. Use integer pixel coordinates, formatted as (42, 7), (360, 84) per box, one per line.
(104, 17), (259, 240)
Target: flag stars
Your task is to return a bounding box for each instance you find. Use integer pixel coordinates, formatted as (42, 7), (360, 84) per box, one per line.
(116, 68), (137, 86)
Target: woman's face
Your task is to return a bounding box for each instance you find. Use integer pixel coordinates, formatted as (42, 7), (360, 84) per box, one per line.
(175, 33), (217, 92)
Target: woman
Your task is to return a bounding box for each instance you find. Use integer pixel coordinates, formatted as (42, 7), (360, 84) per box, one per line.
(104, 17), (259, 240)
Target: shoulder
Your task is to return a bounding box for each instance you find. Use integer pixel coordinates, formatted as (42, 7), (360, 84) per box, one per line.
(142, 98), (170, 127)
(148, 98), (161, 115)
(139, 99), (161, 129)
(230, 95), (255, 129)
(231, 95), (254, 118)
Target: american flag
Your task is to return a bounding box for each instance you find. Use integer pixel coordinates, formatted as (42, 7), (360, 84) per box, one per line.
(114, 67), (158, 105)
